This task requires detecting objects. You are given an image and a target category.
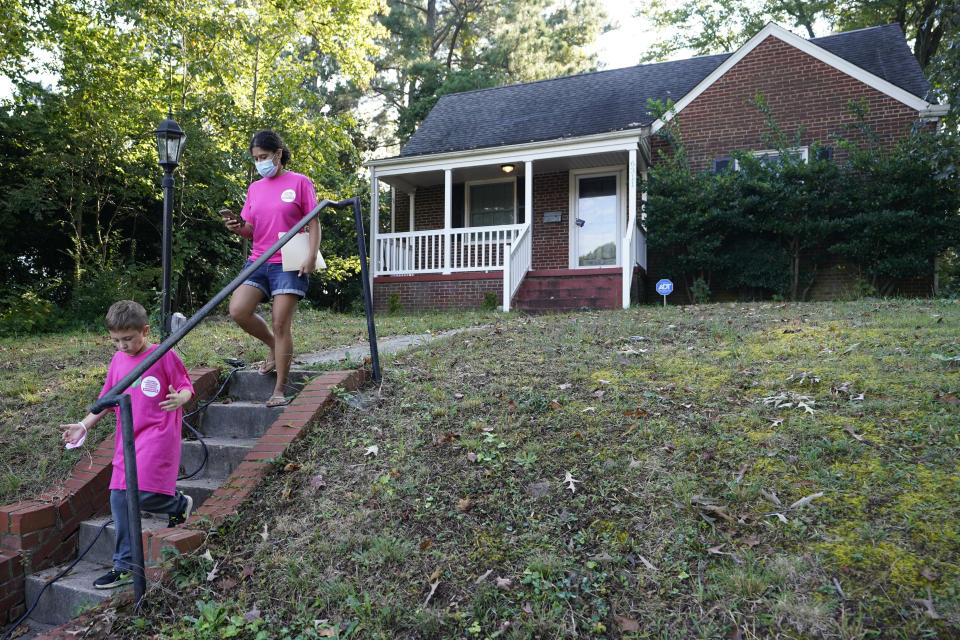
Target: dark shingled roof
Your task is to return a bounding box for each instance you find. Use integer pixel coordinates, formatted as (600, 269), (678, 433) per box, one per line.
(399, 23), (931, 158)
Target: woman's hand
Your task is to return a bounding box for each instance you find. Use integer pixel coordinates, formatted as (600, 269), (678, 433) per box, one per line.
(220, 209), (248, 235)
(298, 255), (316, 276)
(159, 386), (193, 411)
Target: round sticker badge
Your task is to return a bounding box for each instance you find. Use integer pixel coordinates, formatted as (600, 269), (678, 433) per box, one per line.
(140, 376), (162, 398)
(280, 189), (296, 203)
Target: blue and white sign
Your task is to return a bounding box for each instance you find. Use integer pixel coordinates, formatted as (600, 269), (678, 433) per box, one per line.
(655, 279), (674, 296)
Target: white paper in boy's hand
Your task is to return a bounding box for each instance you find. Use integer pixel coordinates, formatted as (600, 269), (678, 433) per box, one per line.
(65, 432), (86, 449)
(279, 232), (326, 272)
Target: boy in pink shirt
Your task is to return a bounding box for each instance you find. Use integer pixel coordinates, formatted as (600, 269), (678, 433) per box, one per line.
(61, 300), (194, 589)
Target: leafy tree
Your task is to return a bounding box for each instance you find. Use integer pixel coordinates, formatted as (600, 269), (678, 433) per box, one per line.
(369, 0), (609, 146)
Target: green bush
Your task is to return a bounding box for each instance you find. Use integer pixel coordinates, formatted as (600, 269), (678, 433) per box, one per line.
(481, 291), (497, 311)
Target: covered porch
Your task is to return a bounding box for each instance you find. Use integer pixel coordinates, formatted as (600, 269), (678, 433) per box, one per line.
(368, 131), (650, 311)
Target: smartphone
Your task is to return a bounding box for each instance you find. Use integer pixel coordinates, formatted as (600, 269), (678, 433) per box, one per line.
(219, 209), (243, 224)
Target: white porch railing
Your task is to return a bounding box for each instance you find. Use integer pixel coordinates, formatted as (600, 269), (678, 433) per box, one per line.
(622, 217), (647, 308)
(374, 224), (524, 276)
(502, 223), (532, 312)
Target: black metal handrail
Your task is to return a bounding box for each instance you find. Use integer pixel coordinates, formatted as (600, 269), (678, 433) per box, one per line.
(90, 196), (380, 609)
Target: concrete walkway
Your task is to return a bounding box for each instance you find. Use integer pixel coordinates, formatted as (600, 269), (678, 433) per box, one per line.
(296, 326), (485, 367)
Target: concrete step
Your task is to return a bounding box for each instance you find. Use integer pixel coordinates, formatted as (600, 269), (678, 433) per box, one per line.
(197, 402), (284, 438)
(5, 619), (55, 640)
(23, 560), (115, 626)
(226, 369), (313, 402)
(176, 477), (222, 508)
(180, 437), (257, 481)
(515, 297), (619, 311)
(76, 516), (173, 567)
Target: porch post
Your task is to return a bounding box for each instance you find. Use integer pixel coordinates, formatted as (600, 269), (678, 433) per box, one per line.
(390, 186), (396, 233)
(370, 167), (379, 284)
(525, 160), (532, 233)
(624, 148), (637, 309)
(409, 192), (415, 232)
(443, 168), (452, 274)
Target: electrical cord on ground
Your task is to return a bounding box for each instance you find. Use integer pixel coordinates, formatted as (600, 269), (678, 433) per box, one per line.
(0, 357), (249, 637)
(0, 519), (114, 640)
(178, 358), (246, 480)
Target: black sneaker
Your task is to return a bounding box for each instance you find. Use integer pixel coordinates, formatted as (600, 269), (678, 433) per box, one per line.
(168, 493), (193, 527)
(93, 568), (132, 589)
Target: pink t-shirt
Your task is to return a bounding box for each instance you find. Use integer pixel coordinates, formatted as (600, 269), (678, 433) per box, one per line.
(100, 346), (194, 495)
(240, 170), (318, 264)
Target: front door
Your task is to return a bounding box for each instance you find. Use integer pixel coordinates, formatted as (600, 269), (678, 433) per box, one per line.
(572, 173), (620, 268)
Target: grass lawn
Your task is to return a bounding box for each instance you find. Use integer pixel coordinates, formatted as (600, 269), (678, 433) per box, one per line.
(100, 299), (960, 640)
(0, 307), (497, 503)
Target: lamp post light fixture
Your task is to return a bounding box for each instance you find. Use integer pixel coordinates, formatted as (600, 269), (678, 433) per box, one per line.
(153, 112), (186, 339)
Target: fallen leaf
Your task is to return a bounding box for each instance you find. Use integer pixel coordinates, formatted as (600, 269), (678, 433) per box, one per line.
(920, 567), (939, 581)
(454, 392), (464, 399)
(760, 489), (781, 506)
(734, 462), (749, 483)
(241, 565), (255, 578)
(700, 450), (715, 462)
(934, 392), (959, 406)
(522, 603), (533, 614)
(507, 400), (517, 411)
(200, 550), (214, 562)
(467, 452), (478, 463)
(317, 629), (336, 638)
(475, 568), (493, 584)
(456, 497), (474, 512)
(243, 606), (261, 622)
(562, 471), (580, 493)
(741, 536), (760, 548)
(423, 580), (441, 606)
(614, 615), (640, 632)
(843, 424), (865, 442)
(309, 474), (327, 489)
(364, 445), (379, 457)
(206, 561), (220, 582)
(911, 595), (942, 619)
(495, 577), (512, 591)
(597, 379), (611, 385)
(550, 400), (562, 410)
(283, 462), (301, 472)
(258, 523), (269, 541)
(592, 390), (605, 399)
(217, 578), (237, 590)
(581, 407), (595, 413)
(420, 538), (433, 550)
(636, 554), (657, 571)
(789, 491), (824, 510)
(700, 504), (735, 523)
(624, 408), (648, 417)
(557, 383), (572, 390)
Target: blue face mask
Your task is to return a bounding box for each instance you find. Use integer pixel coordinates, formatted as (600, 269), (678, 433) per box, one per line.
(254, 156), (278, 178)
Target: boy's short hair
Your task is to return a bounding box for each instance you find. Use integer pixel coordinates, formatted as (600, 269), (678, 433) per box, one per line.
(105, 300), (148, 331)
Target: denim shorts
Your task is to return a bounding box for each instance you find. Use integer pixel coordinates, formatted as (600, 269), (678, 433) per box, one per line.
(242, 261), (309, 298)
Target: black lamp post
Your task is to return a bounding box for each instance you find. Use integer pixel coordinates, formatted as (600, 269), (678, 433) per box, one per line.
(153, 112), (186, 339)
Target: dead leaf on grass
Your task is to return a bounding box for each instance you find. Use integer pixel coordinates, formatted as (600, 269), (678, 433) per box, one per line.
(557, 383), (571, 390)
(241, 565), (255, 579)
(364, 445), (379, 457)
(522, 603), (533, 614)
(761, 488), (781, 506)
(258, 523), (269, 541)
(934, 392), (959, 406)
(789, 491), (824, 510)
(699, 504), (735, 523)
(734, 462), (749, 483)
(495, 577), (512, 591)
(562, 471), (580, 493)
(243, 607), (261, 622)
(920, 567), (939, 581)
(507, 400), (517, 411)
(316, 628), (336, 638)
(475, 568), (493, 584)
(423, 580), (441, 606)
(456, 497), (474, 512)
(741, 536), (760, 548)
(550, 400), (562, 410)
(911, 592), (942, 619)
(453, 392), (464, 400)
(420, 538), (433, 550)
(283, 462), (301, 472)
(614, 615), (640, 632)
(843, 424), (867, 443)
(467, 452), (478, 463)
(309, 474), (327, 489)
(217, 578), (237, 591)
(624, 408), (648, 417)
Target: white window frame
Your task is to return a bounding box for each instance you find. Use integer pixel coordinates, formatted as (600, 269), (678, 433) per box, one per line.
(465, 177), (517, 227)
(731, 146), (810, 169)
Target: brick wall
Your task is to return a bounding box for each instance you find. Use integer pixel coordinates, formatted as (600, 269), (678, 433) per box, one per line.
(663, 35), (920, 173)
(374, 274), (503, 312)
(531, 172), (569, 270)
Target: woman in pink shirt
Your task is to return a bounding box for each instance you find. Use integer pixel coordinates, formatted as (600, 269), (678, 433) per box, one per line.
(220, 130), (320, 406)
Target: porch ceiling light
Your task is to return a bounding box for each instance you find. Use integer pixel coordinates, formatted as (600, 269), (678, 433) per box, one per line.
(500, 163), (515, 173)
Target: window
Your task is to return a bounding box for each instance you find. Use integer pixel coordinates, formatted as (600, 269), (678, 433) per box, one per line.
(723, 146), (811, 170)
(466, 179), (516, 227)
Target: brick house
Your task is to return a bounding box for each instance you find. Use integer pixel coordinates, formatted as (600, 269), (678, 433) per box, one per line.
(366, 23), (946, 312)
